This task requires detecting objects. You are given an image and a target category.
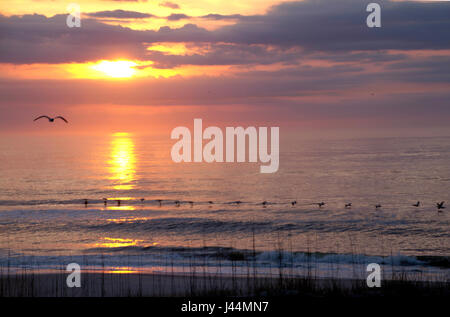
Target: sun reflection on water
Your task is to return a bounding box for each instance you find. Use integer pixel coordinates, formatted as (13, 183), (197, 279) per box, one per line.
(105, 268), (140, 274)
(106, 205), (137, 211)
(107, 216), (157, 223)
(94, 237), (144, 248)
(108, 133), (136, 190)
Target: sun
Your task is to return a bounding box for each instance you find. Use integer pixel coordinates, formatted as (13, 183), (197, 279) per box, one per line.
(91, 60), (137, 78)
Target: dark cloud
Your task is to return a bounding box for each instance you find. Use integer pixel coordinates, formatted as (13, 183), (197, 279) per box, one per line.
(146, 43), (301, 68)
(0, 14), (149, 63)
(86, 10), (154, 19)
(167, 13), (190, 21)
(0, 0), (449, 69)
(380, 55), (450, 83)
(1, 1), (449, 133)
(1, 57), (448, 108)
(0, 14), (213, 63)
(215, 0), (450, 51)
(314, 51), (407, 63)
(201, 14), (243, 20)
(2, 0), (450, 65)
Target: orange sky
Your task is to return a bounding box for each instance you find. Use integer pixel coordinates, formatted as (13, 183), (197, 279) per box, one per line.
(1, 0), (449, 136)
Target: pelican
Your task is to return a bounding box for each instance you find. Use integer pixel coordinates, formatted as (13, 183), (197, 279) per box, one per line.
(316, 202), (325, 208)
(234, 201), (242, 205)
(375, 204), (382, 209)
(412, 201), (420, 207)
(291, 201), (297, 206)
(208, 201), (214, 204)
(174, 200), (180, 206)
(156, 199), (162, 206)
(117, 199), (121, 206)
(345, 203), (352, 208)
(102, 198), (107, 206)
(140, 198), (145, 203)
(262, 201), (268, 206)
(436, 201), (445, 210)
(34, 115), (68, 123)
(83, 199), (88, 206)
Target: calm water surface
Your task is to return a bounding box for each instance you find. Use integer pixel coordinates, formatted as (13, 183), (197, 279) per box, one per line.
(0, 133), (449, 279)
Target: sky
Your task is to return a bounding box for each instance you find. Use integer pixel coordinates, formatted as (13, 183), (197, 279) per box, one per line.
(0, 0), (449, 136)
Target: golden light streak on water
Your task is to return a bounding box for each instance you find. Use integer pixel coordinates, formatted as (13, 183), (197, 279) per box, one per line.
(108, 133), (137, 190)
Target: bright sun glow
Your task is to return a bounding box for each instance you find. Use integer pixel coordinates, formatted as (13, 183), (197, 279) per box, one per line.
(92, 60), (137, 78)
(108, 132), (137, 190)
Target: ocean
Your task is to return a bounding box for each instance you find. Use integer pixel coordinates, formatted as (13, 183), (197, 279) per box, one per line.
(0, 133), (449, 281)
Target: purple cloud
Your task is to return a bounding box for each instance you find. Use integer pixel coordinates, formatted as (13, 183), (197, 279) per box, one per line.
(159, 2), (180, 9)
(86, 10), (154, 19)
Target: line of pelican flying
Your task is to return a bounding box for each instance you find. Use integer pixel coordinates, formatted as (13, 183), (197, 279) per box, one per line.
(81, 199), (446, 211)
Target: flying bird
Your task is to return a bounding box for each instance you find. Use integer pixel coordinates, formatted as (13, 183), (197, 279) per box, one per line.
(291, 201), (297, 206)
(436, 201), (445, 210)
(345, 203), (352, 208)
(375, 204), (382, 209)
(412, 201), (420, 207)
(316, 202), (325, 208)
(34, 115), (68, 123)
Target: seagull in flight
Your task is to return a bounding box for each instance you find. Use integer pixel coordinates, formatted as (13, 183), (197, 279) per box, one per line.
(436, 201), (445, 210)
(34, 115), (68, 123)
(412, 201), (420, 207)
